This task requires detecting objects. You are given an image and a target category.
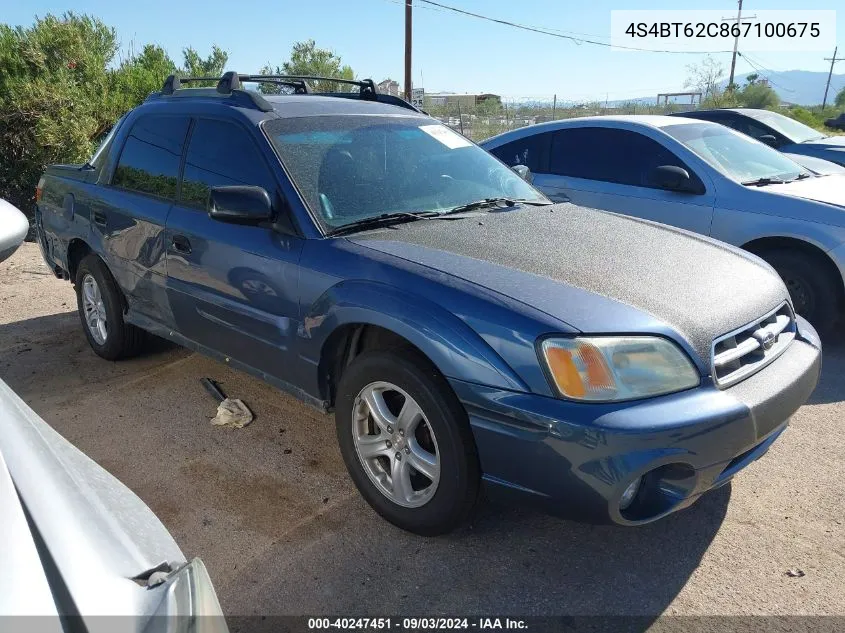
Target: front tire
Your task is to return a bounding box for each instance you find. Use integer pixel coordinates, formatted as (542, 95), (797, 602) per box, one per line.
(759, 249), (841, 334)
(335, 349), (480, 535)
(75, 254), (145, 360)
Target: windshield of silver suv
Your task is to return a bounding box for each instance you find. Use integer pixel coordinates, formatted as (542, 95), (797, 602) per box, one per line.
(663, 122), (809, 184)
(264, 115), (547, 229)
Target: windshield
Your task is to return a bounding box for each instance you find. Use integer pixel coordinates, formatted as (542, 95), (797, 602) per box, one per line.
(264, 116), (547, 230)
(749, 110), (826, 143)
(663, 122), (808, 184)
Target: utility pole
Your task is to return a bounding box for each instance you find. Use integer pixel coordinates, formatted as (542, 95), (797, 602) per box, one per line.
(404, 0), (413, 102)
(722, 0), (756, 90)
(822, 47), (843, 109)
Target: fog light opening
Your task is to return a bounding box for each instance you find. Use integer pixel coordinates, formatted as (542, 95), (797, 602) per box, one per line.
(619, 476), (643, 511)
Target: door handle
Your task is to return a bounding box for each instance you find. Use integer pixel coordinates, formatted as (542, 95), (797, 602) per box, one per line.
(92, 211), (107, 226)
(171, 235), (192, 254)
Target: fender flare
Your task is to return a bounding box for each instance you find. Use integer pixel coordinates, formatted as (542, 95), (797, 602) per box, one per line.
(301, 280), (530, 393)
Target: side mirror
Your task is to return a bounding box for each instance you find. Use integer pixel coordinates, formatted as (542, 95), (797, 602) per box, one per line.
(651, 165), (697, 193)
(758, 134), (778, 148)
(511, 164), (533, 184)
(208, 186), (273, 224)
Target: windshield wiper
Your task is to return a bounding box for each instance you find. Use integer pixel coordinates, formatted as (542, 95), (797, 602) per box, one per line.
(327, 211), (443, 236)
(741, 176), (787, 187)
(444, 197), (551, 215)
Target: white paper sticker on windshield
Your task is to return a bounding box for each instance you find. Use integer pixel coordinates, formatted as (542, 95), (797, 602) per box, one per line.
(419, 124), (472, 149)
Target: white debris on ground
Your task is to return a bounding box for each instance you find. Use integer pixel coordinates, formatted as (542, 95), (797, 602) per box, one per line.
(211, 398), (253, 429)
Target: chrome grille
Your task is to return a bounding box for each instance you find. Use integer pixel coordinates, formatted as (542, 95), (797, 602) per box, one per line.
(711, 303), (796, 388)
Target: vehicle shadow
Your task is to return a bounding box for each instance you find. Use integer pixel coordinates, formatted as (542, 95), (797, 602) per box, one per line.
(807, 337), (845, 405)
(0, 311), (185, 399)
(227, 485), (731, 622)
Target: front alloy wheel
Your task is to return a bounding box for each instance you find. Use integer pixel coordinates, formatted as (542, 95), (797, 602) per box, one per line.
(335, 349), (480, 535)
(352, 381), (440, 508)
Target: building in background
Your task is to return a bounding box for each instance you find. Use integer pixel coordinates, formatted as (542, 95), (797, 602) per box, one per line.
(425, 92), (501, 109)
(377, 78), (400, 97)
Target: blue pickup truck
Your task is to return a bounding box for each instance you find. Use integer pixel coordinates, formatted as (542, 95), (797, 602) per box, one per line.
(36, 73), (821, 535)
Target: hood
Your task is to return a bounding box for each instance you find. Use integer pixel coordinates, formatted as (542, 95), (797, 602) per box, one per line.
(349, 204), (789, 363)
(783, 153), (845, 176)
(762, 174), (845, 210)
(801, 135), (845, 149)
(0, 378), (187, 617)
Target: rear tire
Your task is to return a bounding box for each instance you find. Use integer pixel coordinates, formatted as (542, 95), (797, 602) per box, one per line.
(75, 254), (145, 360)
(335, 349), (480, 536)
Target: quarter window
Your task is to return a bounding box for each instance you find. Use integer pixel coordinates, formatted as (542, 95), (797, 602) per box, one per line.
(180, 118), (276, 208)
(112, 116), (190, 199)
(550, 127), (702, 190)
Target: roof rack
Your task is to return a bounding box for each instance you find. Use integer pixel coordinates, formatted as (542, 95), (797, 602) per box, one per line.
(158, 72), (420, 112)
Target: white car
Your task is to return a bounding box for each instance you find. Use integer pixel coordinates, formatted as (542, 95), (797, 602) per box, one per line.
(482, 116), (845, 332)
(1, 199), (227, 627)
(0, 198), (28, 262)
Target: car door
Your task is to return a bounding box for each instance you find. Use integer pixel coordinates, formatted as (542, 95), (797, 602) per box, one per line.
(535, 126), (716, 236)
(165, 116), (304, 385)
(100, 114), (191, 324)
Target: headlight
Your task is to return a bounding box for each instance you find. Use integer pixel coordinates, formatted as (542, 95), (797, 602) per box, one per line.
(540, 336), (699, 402)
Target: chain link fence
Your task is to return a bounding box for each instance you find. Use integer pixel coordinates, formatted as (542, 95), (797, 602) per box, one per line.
(422, 100), (702, 142)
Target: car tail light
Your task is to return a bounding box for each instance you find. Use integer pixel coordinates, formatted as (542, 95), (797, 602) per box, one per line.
(35, 177), (45, 202)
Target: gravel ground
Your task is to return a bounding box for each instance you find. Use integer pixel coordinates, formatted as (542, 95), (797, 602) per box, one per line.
(1, 242), (843, 622)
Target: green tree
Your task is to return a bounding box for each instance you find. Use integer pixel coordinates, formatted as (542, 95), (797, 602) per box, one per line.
(260, 39), (354, 94)
(739, 77), (779, 109)
(0, 13), (117, 218)
(180, 45), (227, 85)
(0, 13), (229, 219)
(835, 85), (845, 108)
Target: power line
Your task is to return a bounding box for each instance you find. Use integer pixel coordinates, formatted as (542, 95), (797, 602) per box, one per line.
(415, 0), (733, 54)
(736, 51), (795, 93)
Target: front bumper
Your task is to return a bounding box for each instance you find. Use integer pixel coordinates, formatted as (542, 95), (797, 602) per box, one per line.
(450, 325), (821, 526)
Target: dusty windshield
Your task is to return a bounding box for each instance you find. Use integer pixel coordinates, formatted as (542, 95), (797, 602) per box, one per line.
(264, 115), (546, 229)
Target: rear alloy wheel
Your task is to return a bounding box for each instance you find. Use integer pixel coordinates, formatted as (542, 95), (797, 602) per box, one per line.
(75, 254), (146, 360)
(335, 350), (480, 535)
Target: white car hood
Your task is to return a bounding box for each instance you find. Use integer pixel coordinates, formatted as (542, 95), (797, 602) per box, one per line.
(765, 174), (845, 209)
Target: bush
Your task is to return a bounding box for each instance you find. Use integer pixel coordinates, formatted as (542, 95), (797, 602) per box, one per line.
(0, 13), (227, 220)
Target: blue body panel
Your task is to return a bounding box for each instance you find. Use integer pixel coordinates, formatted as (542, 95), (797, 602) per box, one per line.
(35, 93), (823, 525)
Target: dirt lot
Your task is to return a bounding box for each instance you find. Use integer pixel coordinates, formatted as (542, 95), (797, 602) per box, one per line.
(1, 242), (843, 621)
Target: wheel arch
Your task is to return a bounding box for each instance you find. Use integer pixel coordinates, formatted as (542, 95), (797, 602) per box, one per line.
(742, 235), (845, 309)
(66, 238), (93, 283)
(308, 282), (530, 408)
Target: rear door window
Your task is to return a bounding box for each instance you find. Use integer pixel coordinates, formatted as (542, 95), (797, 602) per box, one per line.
(550, 127), (703, 190)
(490, 132), (552, 173)
(111, 115), (190, 199)
(180, 118), (277, 208)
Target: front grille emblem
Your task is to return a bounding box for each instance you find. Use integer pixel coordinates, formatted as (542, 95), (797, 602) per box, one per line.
(753, 328), (777, 351)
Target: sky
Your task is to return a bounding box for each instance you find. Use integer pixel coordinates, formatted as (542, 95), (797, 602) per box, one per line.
(7, 0), (844, 103)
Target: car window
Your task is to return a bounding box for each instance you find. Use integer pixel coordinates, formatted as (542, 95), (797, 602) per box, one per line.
(264, 116), (547, 230)
(723, 117), (782, 146)
(90, 114), (127, 170)
(180, 118), (277, 208)
(748, 110), (826, 143)
(490, 132), (552, 172)
(550, 127), (701, 190)
(663, 122), (808, 183)
(111, 115), (190, 199)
